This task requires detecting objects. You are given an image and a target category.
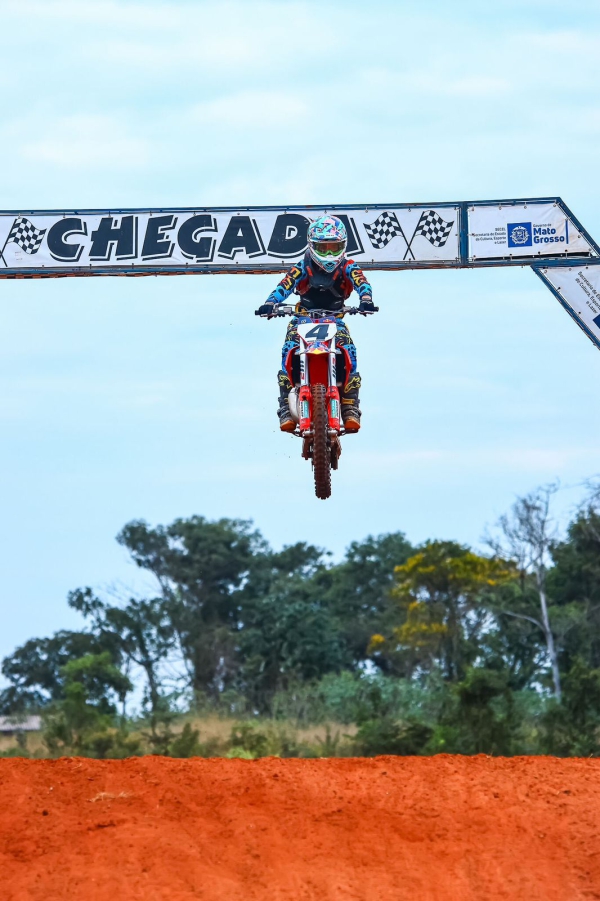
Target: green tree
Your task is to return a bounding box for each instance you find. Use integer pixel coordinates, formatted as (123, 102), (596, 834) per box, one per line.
(43, 652), (136, 758)
(238, 571), (347, 712)
(549, 506), (600, 673)
(541, 659), (600, 756)
(434, 667), (518, 755)
(0, 629), (121, 714)
(68, 587), (174, 729)
(476, 580), (550, 692)
(486, 485), (599, 700)
(486, 484), (564, 699)
(370, 541), (514, 682)
(316, 532), (414, 668)
(117, 516), (268, 697)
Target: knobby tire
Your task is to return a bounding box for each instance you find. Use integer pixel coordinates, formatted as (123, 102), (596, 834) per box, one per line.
(312, 383), (331, 500)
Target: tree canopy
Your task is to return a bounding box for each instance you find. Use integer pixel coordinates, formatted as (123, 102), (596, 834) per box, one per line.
(3, 485), (600, 758)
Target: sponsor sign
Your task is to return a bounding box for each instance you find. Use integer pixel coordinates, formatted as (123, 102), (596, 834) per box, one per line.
(535, 263), (600, 350)
(468, 202), (594, 260)
(0, 206), (460, 276)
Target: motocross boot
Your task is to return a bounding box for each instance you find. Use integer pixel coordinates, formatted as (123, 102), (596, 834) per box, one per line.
(277, 378), (295, 432)
(278, 404), (296, 432)
(341, 372), (362, 432)
(342, 400), (361, 431)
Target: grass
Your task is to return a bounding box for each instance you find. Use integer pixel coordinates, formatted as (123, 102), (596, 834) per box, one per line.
(0, 715), (359, 759)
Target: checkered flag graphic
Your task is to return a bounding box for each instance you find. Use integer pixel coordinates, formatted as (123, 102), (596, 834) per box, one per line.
(364, 211), (404, 249)
(413, 210), (454, 248)
(5, 217), (46, 255)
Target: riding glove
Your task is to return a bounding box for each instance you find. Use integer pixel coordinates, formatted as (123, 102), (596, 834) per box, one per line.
(358, 297), (376, 314)
(258, 301), (277, 316)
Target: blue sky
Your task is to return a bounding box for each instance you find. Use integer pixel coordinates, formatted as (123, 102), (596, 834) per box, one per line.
(1, 0), (600, 662)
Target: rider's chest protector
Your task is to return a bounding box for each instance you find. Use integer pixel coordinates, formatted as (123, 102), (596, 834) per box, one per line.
(295, 254), (354, 309)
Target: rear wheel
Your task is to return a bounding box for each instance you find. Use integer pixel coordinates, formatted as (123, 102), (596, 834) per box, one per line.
(311, 383), (331, 500)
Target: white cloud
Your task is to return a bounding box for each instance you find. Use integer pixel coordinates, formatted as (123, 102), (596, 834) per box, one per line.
(436, 76), (510, 97)
(195, 171), (319, 206)
(522, 29), (600, 53)
(190, 91), (308, 129)
(350, 446), (598, 474)
(5, 0), (180, 29)
(21, 115), (149, 169)
(359, 67), (511, 99)
(30, 1), (341, 71)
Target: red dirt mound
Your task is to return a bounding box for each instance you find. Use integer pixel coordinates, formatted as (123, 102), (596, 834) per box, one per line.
(1, 755), (600, 900)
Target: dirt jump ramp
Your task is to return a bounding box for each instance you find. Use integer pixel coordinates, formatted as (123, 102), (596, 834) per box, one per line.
(1, 755), (600, 900)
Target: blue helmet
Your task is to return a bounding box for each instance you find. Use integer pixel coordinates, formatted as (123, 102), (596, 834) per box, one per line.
(307, 215), (347, 273)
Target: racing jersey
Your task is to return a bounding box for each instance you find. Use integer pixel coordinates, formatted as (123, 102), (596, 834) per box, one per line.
(267, 252), (373, 312)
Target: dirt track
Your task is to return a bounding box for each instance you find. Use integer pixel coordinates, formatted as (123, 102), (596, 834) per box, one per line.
(1, 755), (600, 900)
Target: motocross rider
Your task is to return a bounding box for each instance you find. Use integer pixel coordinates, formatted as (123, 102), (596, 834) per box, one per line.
(258, 215), (375, 432)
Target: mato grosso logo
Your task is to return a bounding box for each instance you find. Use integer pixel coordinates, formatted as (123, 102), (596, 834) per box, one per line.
(507, 220), (569, 250)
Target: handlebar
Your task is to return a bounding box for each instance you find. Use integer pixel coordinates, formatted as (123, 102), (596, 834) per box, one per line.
(255, 305), (379, 318)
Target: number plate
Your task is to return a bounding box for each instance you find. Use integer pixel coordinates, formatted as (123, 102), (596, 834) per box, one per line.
(297, 321), (337, 343)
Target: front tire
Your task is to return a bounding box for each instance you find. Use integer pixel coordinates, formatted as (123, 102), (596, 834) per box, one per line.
(312, 383), (331, 499)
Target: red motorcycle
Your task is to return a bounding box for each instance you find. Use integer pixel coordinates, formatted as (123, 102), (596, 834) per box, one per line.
(256, 305), (377, 500)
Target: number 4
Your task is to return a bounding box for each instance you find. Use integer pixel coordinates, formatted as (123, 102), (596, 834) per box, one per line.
(305, 324), (331, 340)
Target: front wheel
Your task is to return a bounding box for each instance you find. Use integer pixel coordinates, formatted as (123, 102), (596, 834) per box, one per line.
(311, 383), (331, 499)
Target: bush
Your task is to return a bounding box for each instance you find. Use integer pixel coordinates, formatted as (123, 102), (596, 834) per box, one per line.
(541, 660), (600, 756)
(270, 672), (447, 727)
(430, 667), (519, 756)
(169, 723), (203, 758)
(227, 722), (302, 759)
(0, 745), (31, 758)
(353, 717), (433, 756)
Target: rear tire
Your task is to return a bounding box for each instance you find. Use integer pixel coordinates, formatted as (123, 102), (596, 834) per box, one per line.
(312, 383), (331, 500)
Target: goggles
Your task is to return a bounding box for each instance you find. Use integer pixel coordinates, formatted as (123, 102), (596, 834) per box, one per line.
(311, 240), (345, 257)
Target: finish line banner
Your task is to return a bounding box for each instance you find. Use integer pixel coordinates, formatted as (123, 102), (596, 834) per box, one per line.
(0, 198), (596, 278)
(0, 206), (461, 275)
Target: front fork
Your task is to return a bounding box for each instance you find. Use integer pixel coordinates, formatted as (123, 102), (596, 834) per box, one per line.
(298, 385), (312, 432)
(327, 385), (341, 431)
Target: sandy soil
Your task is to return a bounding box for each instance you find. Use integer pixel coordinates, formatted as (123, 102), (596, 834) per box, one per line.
(1, 755), (600, 900)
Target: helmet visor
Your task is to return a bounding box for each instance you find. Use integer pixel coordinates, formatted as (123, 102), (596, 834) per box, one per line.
(311, 240), (345, 258)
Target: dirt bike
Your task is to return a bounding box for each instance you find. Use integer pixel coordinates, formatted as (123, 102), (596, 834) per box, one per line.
(256, 304), (378, 500)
